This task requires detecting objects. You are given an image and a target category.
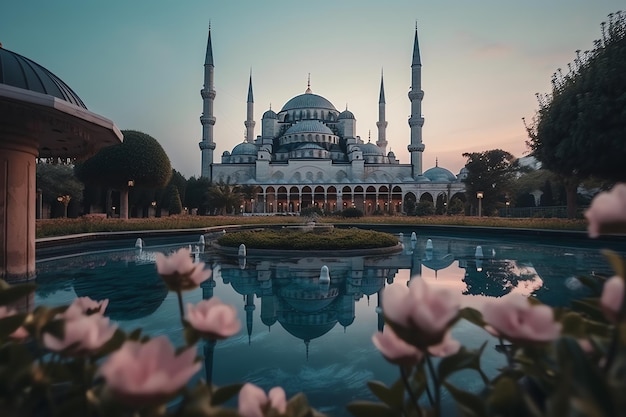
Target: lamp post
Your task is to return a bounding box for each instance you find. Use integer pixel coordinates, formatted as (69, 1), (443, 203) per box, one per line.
(57, 195), (71, 218)
(506, 200), (510, 217)
(476, 191), (484, 217)
(251, 198), (254, 214)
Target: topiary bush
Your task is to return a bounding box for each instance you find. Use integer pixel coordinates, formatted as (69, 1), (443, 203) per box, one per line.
(341, 207), (363, 218)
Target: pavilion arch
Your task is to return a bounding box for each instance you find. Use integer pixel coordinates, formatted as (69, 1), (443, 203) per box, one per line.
(403, 192), (417, 215)
(290, 171), (302, 182)
(271, 171), (284, 181)
(420, 192), (433, 203)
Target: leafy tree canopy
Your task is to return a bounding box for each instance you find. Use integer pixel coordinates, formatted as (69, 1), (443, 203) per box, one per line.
(75, 130), (172, 189)
(525, 12), (626, 183)
(36, 163), (83, 203)
(462, 149), (517, 216)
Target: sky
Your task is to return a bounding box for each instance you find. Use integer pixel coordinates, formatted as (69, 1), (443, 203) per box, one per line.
(2, 1), (623, 179)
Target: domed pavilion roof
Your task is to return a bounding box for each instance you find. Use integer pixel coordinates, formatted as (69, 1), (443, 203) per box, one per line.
(361, 142), (384, 156)
(280, 92), (337, 112)
(338, 109), (355, 120)
(262, 109), (277, 119)
(0, 47), (87, 109)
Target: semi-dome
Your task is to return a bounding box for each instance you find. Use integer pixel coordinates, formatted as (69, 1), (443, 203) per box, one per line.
(0, 47), (87, 109)
(231, 142), (258, 155)
(262, 109), (277, 119)
(280, 92), (337, 112)
(338, 109), (355, 120)
(285, 120), (334, 135)
(296, 143), (325, 151)
(423, 166), (457, 182)
(361, 142), (384, 156)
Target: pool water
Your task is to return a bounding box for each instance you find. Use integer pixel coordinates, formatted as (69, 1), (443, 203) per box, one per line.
(34, 231), (626, 416)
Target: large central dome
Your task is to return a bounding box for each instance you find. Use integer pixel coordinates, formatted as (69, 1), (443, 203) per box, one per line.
(280, 92), (337, 112)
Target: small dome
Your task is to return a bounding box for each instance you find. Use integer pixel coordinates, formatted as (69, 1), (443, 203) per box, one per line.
(338, 109), (355, 120)
(231, 142), (258, 155)
(388, 150), (396, 157)
(0, 47), (87, 109)
(222, 150), (231, 156)
(285, 120), (334, 135)
(423, 166), (457, 182)
(361, 142), (384, 156)
(280, 93), (337, 112)
(263, 109), (277, 119)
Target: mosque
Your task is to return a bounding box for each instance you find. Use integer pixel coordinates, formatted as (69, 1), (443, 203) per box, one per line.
(198, 26), (466, 215)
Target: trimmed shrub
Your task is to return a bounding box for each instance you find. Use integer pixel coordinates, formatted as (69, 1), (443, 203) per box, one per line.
(341, 207), (363, 218)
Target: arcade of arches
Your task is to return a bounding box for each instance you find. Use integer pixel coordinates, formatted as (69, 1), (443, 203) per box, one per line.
(248, 184), (465, 215)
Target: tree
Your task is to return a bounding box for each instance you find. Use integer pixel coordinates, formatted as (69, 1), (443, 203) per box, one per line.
(167, 186), (183, 215)
(36, 163), (84, 218)
(462, 149), (517, 216)
(206, 183), (242, 215)
(525, 11), (626, 217)
(75, 130), (172, 219)
(185, 177), (211, 215)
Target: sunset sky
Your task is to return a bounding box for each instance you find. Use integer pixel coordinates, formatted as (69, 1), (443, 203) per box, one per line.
(3, 1), (623, 178)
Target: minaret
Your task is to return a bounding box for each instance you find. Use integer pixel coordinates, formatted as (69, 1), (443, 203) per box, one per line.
(408, 24), (425, 177)
(376, 70), (388, 154)
(199, 24), (217, 180)
(244, 71), (255, 143)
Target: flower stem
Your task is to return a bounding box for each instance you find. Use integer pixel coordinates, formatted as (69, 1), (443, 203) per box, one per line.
(499, 337), (514, 368)
(425, 355), (440, 417)
(176, 290), (185, 324)
(603, 325), (620, 372)
(400, 365), (422, 417)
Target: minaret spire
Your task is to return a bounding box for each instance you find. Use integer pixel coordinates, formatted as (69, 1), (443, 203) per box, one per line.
(305, 73), (312, 93)
(245, 70), (256, 143)
(199, 23), (217, 180)
(408, 23), (425, 177)
(376, 68), (388, 153)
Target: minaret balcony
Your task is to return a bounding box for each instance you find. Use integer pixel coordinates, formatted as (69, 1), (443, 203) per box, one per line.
(199, 140), (216, 150)
(376, 121), (388, 128)
(200, 115), (216, 125)
(244, 120), (256, 128)
(408, 90), (424, 100)
(201, 89), (216, 99)
(408, 116), (424, 127)
(407, 143), (425, 152)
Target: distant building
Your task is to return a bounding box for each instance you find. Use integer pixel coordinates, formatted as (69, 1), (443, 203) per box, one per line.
(198, 26), (465, 214)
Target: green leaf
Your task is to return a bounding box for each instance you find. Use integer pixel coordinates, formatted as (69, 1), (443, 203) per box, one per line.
(459, 307), (485, 328)
(485, 376), (524, 415)
(0, 283), (36, 306)
(367, 380), (404, 409)
(211, 383), (243, 406)
(602, 249), (626, 278)
(0, 314), (27, 338)
(443, 382), (486, 417)
(286, 392), (315, 417)
(438, 343), (488, 384)
(346, 401), (401, 417)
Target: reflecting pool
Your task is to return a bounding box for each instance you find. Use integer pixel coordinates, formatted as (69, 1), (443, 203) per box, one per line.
(34, 230), (626, 416)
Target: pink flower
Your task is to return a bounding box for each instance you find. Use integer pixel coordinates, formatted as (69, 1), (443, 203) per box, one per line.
(238, 383), (287, 417)
(43, 313), (117, 354)
(64, 296), (108, 319)
(482, 293), (561, 344)
(585, 183), (626, 238)
(156, 248), (211, 291)
(601, 276), (625, 323)
(99, 335), (201, 406)
(427, 331), (461, 357)
(382, 279), (460, 348)
(186, 298), (241, 339)
(0, 306), (28, 340)
(372, 326), (423, 366)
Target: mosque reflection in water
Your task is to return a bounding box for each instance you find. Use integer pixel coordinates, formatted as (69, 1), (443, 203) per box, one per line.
(208, 232), (599, 347)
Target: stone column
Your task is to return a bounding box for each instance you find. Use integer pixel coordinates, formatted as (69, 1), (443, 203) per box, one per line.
(0, 134), (37, 282)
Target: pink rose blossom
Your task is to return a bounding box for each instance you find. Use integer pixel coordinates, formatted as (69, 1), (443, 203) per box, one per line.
(156, 248), (211, 291)
(99, 335), (201, 406)
(382, 279), (460, 348)
(482, 293), (561, 344)
(427, 331), (461, 357)
(601, 276), (625, 323)
(43, 313), (117, 354)
(585, 183), (626, 238)
(238, 383), (287, 417)
(64, 296), (108, 319)
(372, 326), (423, 366)
(186, 298), (241, 339)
